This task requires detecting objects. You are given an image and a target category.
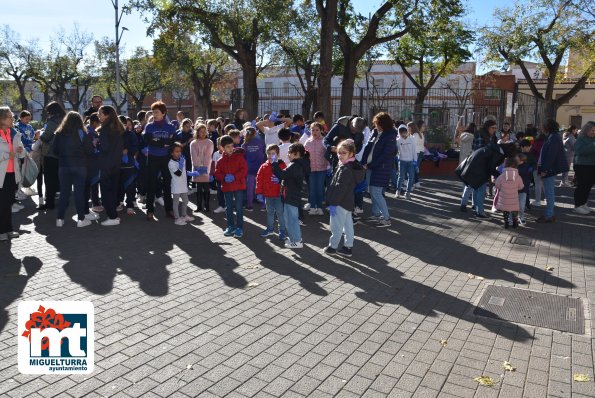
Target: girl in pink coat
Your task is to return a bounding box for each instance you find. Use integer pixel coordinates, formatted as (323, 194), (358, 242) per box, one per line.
(190, 124), (214, 213)
(495, 156), (524, 229)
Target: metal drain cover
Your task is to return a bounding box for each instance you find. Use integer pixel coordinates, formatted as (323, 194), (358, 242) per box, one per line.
(474, 285), (584, 334)
(510, 236), (534, 246)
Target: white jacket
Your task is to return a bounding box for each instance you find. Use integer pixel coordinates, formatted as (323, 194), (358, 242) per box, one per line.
(168, 158), (189, 194)
(414, 133), (425, 153)
(0, 129), (26, 187)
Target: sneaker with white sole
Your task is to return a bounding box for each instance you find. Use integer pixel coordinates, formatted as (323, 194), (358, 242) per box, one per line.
(126, 208), (136, 215)
(354, 207), (363, 214)
(580, 204), (592, 213)
(56, 219), (64, 227)
(376, 219), (391, 227)
(174, 218), (187, 225)
(155, 197), (165, 206)
(394, 192), (401, 199)
(308, 208), (320, 216)
(214, 206), (226, 214)
(11, 203), (24, 213)
(530, 200), (545, 207)
(91, 205), (104, 212)
(77, 219), (92, 228)
(367, 215), (382, 222)
(23, 187), (37, 196)
(405, 192), (411, 200)
(415, 182), (421, 188)
(573, 205), (591, 215)
(85, 212), (99, 221)
(184, 215), (195, 222)
(285, 240), (304, 249)
(116, 204), (124, 212)
(101, 218), (120, 226)
(303, 203), (311, 211)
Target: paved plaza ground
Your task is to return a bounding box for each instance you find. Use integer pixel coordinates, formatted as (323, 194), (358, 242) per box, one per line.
(1, 177), (594, 398)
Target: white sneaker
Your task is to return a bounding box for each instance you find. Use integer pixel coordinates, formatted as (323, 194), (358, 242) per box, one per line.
(184, 215), (195, 222)
(101, 218), (120, 226)
(56, 219), (64, 227)
(580, 204), (592, 213)
(573, 206), (590, 215)
(116, 204), (124, 212)
(405, 192), (411, 200)
(303, 203), (311, 211)
(91, 205), (104, 212)
(309, 208), (323, 216)
(23, 187), (37, 196)
(530, 200), (544, 207)
(394, 192), (401, 199)
(354, 207), (363, 214)
(11, 203), (24, 213)
(175, 218), (187, 225)
(214, 206), (226, 214)
(155, 197), (165, 206)
(85, 212), (99, 221)
(15, 191), (28, 201)
(518, 218), (526, 226)
(77, 219), (92, 228)
(415, 182), (421, 188)
(285, 240), (304, 249)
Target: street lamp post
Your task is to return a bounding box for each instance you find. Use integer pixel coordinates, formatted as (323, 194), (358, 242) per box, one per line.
(112, 0), (128, 114)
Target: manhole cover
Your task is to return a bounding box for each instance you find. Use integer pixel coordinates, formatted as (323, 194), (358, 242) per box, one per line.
(510, 236), (534, 246)
(474, 285), (585, 334)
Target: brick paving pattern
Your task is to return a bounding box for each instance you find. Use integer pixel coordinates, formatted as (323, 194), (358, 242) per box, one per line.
(1, 178), (594, 397)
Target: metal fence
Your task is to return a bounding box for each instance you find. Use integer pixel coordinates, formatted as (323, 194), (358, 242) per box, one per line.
(231, 86), (552, 146)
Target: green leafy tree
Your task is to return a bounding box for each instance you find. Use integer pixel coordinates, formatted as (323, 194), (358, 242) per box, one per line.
(94, 37), (128, 112)
(391, 0), (473, 116)
(0, 25), (34, 111)
(120, 47), (164, 114)
(128, 0), (285, 119)
(154, 28), (231, 118)
(334, 0), (416, 116)
(480, 0), (595, 117)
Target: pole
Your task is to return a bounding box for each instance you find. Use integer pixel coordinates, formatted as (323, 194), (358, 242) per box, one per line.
(113, 0), (125, 114)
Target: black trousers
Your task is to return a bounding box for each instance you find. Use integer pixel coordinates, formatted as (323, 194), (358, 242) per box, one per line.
(0, 173), (16, 234)
(100, 172), (120, 219)
(574, 164), (595, 207)
(118, 168), (137, 208)
(43, 156), (59, 207)
(146, 155), (172, 213)
(195, 182), (210, 211)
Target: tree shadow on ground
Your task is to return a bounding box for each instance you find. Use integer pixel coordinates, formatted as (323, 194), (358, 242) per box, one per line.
(0, 245), (42, 332)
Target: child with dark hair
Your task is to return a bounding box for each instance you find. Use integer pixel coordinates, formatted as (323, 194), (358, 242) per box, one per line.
(291, 114), (305, 135)
(256, 144), (287, 240)
(228, 129), (242, 147)
(168, 142), (194, 225)
(272, 143), (310, 249)
(495, 156), (524, 228)
(118, 116), (139, 215)
(278, 128), (292, 164)
(214, 135), (248, 237)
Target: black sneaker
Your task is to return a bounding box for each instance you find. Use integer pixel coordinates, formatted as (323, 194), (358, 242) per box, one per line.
(338, 247), (352, 257)
(323, 246), (337, 255)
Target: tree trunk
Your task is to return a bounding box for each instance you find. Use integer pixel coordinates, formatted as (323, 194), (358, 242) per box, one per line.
(414, 89), (428, 119)
(317, 0), (338, 122)
(241, 66), (259, 119)
(15, 78), (28, 111)
(339, 56), (358, 116)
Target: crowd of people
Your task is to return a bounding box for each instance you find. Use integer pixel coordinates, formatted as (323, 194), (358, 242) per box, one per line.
(1, 96), (594, 251)
(455, 119), (595, 227)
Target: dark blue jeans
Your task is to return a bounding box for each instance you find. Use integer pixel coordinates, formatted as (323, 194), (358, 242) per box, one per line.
(224, 190), (244, 230)
(308, 171), (326, 208)
(58, 166), (87, 221)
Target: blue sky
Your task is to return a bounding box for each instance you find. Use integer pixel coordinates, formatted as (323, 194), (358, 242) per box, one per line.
(5, 0), (509, 59)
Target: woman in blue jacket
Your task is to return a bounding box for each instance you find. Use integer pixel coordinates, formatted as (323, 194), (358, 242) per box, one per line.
(537, 119), (568, 223)
(360, 112), (397, 227)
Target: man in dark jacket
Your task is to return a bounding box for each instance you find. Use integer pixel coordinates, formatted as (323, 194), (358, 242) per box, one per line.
(323, 116), (365, 164)
(83, 96), (103, 118)
(458, 142), (507, 218)
(537, 119), (568, 223)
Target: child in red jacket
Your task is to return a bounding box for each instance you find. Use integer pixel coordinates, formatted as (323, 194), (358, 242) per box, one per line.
(214, 135), (248, 237)
(256, 144), (287, 240)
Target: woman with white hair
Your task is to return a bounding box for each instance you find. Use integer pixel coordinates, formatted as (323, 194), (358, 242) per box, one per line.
(0, 106), (26, 241)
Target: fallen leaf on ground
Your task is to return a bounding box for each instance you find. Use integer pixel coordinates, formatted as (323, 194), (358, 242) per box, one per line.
(573, 374), (591, 382)
(246, 282), (259, 288)
(467, 274), (484, 280)
(474, 376), (496, 386)
(186, 364), (193, 370)
(502, 361), (516, 372)
(439, 339), (448, 347)
(545, 266), (554, 271)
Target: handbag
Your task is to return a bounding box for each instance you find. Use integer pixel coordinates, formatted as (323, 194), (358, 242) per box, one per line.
(21, 153), (39, 188)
